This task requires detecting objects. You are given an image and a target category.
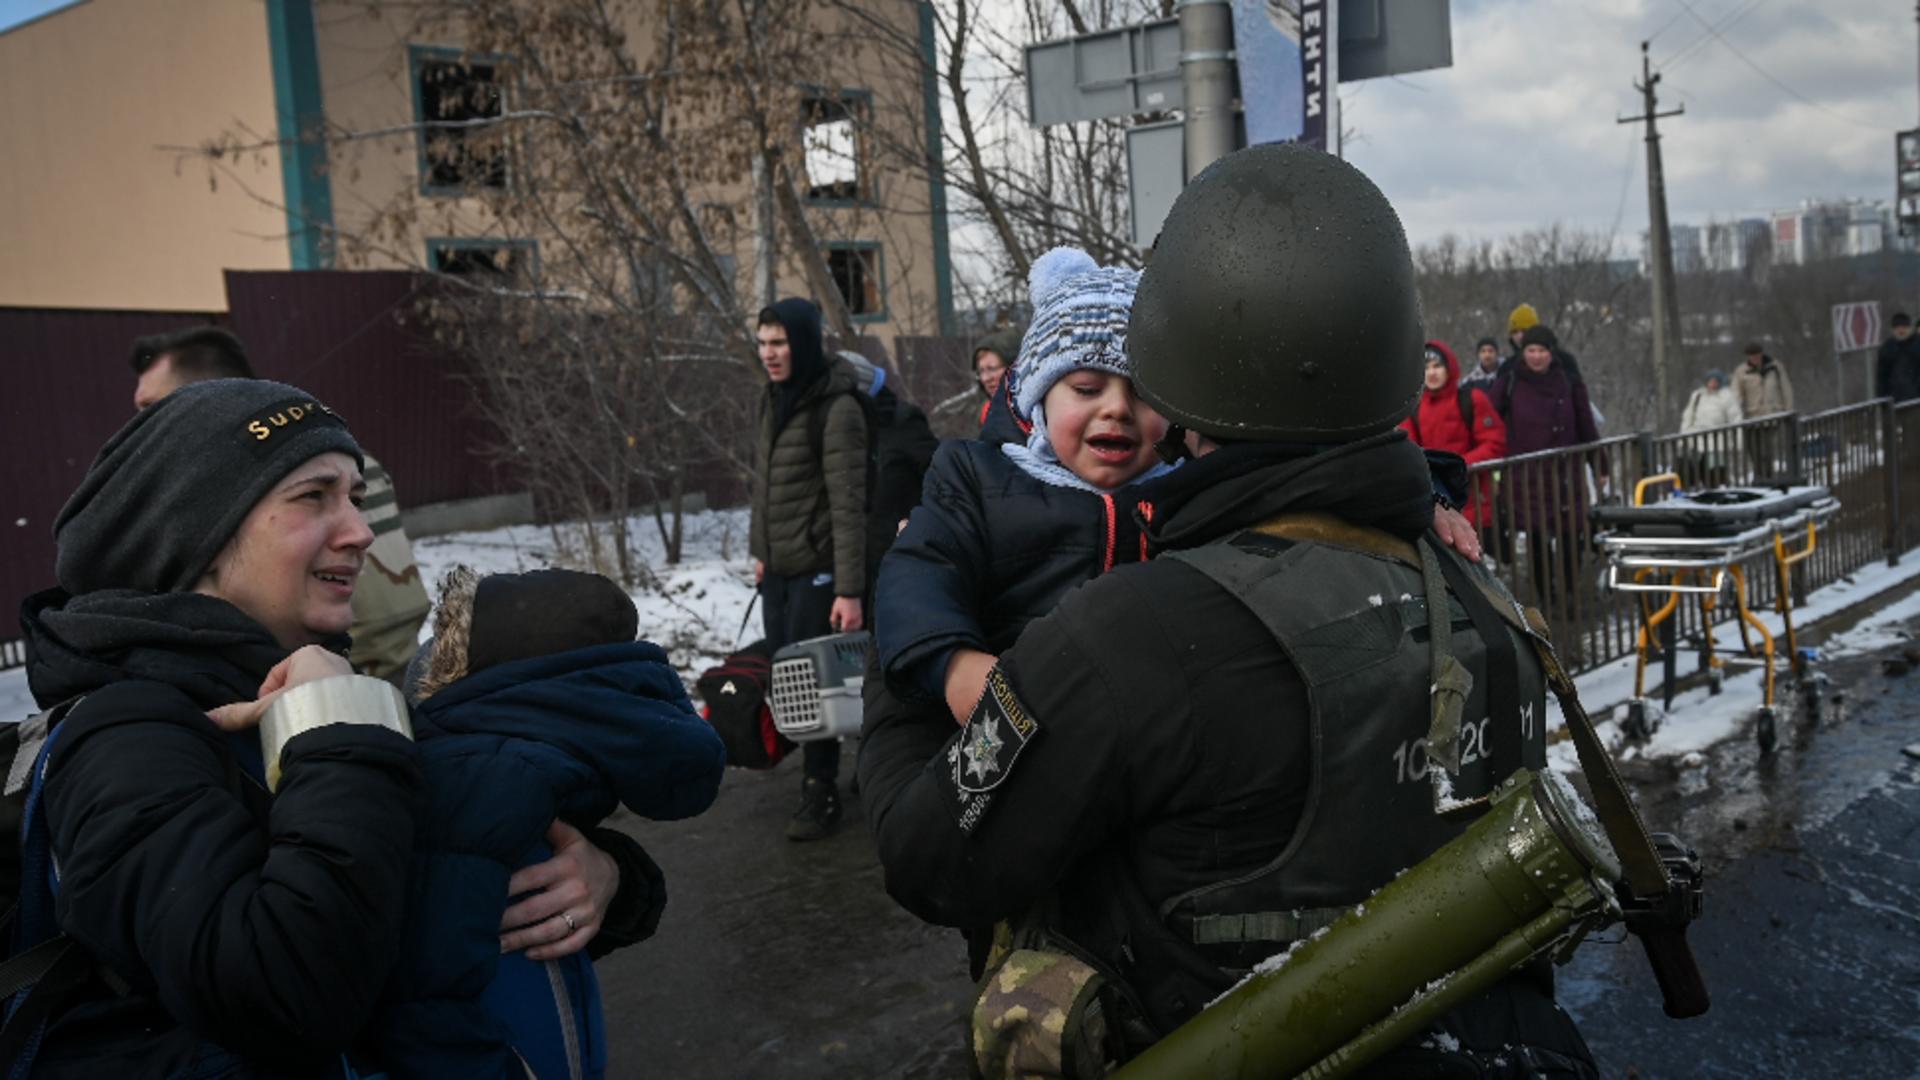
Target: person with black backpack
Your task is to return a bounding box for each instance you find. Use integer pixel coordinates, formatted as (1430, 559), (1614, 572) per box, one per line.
(749, 299), (868, 841)
(1398, 340), (1506, 530)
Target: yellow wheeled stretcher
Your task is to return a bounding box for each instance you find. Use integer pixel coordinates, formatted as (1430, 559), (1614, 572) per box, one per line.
(1593, 473), (1837, 754)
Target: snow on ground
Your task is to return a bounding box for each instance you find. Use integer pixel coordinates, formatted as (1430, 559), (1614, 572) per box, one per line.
(8, 510), (1920, 766)
(411, 507), (759, 685)
(1552, 554), (1920, 772)
(0, 666), (32, 724)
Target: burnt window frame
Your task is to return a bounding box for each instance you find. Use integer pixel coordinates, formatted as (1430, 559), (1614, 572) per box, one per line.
(824, 241), (886, 324)
(426, 237), (539, 279)
(800, 88), (874, 206)
(410, 45), (510, 196)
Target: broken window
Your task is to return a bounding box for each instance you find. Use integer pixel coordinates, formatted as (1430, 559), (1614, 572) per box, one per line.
(428, 240), (533, 277)
(414, 51), (507, 191)
(802, 93), (867, 202)
(826, 245), (882, 318)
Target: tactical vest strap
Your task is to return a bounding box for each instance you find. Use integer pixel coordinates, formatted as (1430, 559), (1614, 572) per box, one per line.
(1249, 512), (1419, 569)
(1418, 540), (1473, 787)
(1188, 908), (1347, 947)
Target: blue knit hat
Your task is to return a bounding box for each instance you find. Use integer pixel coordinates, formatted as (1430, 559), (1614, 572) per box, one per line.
(1004, 247), (1142, 423)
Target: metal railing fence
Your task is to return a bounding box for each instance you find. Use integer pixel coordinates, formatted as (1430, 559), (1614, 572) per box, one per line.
(1470, 399), (1916, 677)
(6, 403), (1919, 678)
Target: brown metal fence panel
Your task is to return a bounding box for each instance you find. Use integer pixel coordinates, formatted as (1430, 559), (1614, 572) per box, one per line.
(1, 306), (223, 663)
(223, 271), (502, 508)
(895, 334), (983, 439)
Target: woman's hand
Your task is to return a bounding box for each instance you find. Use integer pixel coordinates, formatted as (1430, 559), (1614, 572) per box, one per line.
(499, 820), (621, 961)
(205, 645), (353, 731)
(1431, 505), (1484, 563)
(944, 648), (998, 727)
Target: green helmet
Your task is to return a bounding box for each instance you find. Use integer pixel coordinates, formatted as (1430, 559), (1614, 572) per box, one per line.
(1130, 143), (1424, 443)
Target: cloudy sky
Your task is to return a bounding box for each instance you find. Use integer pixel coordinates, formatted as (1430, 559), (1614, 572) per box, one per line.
(1344, 0), (1914, 252)
(2, 0), (1906, 260)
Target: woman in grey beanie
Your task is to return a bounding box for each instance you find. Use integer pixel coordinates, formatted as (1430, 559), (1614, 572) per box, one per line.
(9, 379), (627, 1077)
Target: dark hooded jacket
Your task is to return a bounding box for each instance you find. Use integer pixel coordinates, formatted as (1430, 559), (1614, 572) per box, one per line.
(18, 587), (421, 1078)
(1495, 354), (1606, 532)
(373, 641), (724, 1080)
(858, 432), (1596, 1076)
(873, 440), (1154, 703)
(1878, 333), (1920, 403)
(749, 299), (869, 593)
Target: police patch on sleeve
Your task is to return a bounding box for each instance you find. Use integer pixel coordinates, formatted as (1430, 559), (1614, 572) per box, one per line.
(942, 667), (1040, 835)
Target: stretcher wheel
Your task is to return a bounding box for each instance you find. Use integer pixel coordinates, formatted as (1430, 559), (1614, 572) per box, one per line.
(1624, 699), (1653, 742)
(1755, 707), (1778, 755)
(1707, 668), (1724, 696)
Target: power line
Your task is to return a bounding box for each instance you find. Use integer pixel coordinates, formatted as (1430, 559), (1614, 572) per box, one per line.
(1668, 0), (1887, 131)
(1604, 127), (1642, 253)
(1658, 0), (1767, 70)
(1645, 3), (1694, 48)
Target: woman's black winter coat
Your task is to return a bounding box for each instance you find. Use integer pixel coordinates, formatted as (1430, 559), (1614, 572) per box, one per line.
(18, 587), (422, 1078)
(873, 440), (1151, 701)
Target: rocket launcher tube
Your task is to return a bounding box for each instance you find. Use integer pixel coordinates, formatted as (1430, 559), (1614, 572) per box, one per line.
(1113, 770), (1621, 1080)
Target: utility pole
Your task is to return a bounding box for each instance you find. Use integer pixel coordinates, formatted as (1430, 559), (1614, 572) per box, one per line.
(1620, 41), (1685, 433)
(1177, 0), (1235, 181)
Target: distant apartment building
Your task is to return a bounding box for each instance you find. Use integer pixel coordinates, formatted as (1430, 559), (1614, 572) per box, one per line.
(1768, 198), (1916, 265)
(1700, 218), (1770, 272)
(0, 0), (955, 338)
(1646, 198), (1917, 273)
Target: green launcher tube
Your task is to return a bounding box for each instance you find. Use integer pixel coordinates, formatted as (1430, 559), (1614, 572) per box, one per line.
(1114, 771), (1621, 1080)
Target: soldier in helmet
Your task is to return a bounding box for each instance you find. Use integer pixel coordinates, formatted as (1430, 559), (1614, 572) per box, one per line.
(859, 144), (1598, 1077)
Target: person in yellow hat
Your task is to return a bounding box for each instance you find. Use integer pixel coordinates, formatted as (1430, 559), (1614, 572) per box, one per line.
(1505, 303), (1540, 362)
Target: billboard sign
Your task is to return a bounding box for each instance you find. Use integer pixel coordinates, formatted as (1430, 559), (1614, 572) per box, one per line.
(1899, 129), (1920, 233)
(1232, 0), (1335, 152)
(1232, 1), (1305, 145)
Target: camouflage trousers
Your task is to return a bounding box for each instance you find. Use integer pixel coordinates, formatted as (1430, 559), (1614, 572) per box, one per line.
(972, 930), (1119, 1080)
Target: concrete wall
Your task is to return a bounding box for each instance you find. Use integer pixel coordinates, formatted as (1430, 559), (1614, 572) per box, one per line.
(0, 0), (291, 310)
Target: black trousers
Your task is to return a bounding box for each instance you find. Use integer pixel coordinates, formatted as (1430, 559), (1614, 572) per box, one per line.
(761, 571), (841, 783)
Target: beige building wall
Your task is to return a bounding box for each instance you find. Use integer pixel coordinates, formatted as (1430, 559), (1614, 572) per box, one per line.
(311, 2), (502, 269)
(308, 0), (948, 343)
(0, 0), (291, 311)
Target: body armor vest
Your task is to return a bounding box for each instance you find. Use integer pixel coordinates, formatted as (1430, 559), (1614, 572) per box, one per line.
(1101, 517), (1549, 1033)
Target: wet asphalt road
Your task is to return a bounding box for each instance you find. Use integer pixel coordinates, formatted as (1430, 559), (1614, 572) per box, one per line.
(592, 619), (1920, 1079)
(1559, 626), (1920, 1079)
(595, 756), (976, 1079)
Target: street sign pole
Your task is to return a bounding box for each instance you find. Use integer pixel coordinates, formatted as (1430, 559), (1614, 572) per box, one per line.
(1178, 0), (1236, 180)
(1025, 0), (1452, 246)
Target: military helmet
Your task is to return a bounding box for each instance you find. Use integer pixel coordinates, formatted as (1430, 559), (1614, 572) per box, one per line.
(1130, 143), (1424, 443)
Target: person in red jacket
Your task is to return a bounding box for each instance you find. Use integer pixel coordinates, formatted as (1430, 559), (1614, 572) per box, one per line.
(1399, 340), (1506, 529)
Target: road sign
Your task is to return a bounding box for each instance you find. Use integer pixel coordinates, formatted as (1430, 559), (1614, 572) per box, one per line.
(1127, 121), (1184, 248)
(1833, 301), (1882, 354)
(1899, 129), (1920, 234)
(1338, 0), (1451, 82)
(1025, 0), (1452, 128)
(1025, 19), (1183, 128)
(1125, 112), (1248, 247)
